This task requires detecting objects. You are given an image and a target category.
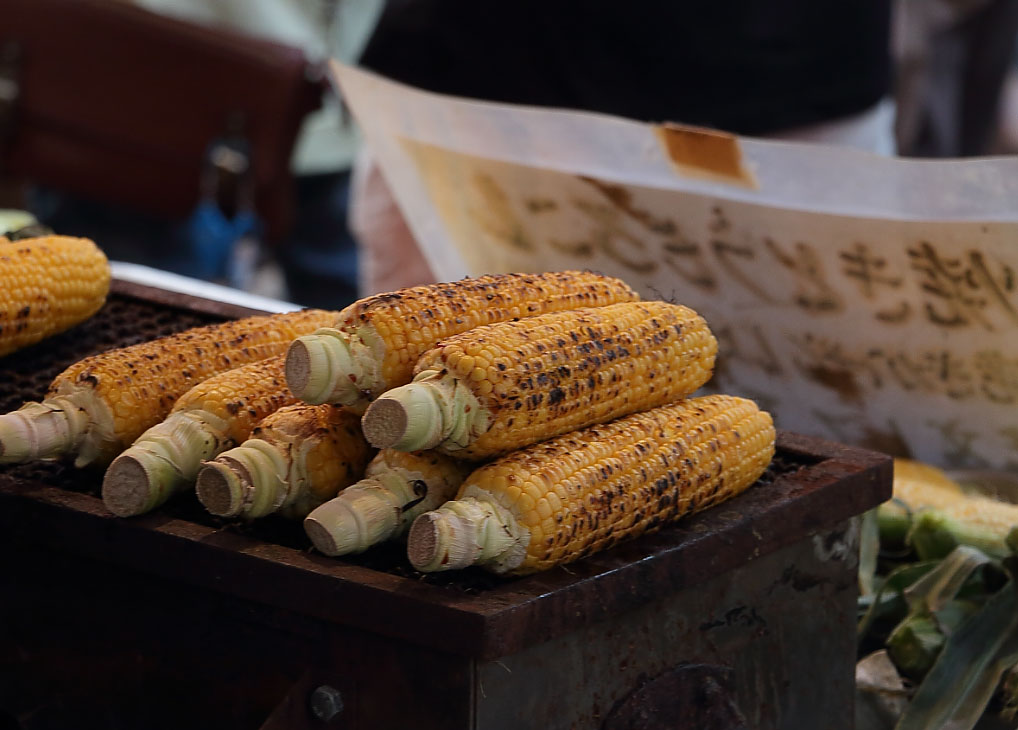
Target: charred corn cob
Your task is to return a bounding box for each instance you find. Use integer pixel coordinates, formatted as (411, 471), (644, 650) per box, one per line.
(196, 403), (371, 519)
(0, 235), (111, 357)
(407, 395), (775, 575)
(361, 301), (717, 460)
(285, 270), (640, 408)
(304, 449), (472, 556)
(0, 308), (335, 468)
(101, 356), (298, 517)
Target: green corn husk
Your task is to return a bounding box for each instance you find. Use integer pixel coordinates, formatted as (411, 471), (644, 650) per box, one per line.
(877, 498), (914, 550)
(858, 562), (940, 643)
(895, 581), (1018, 730)
(887, 600), (981, 681)
(1006, 526), (1018, 556)
(887, 615), (944, 680)
(908, 510), (1012, 562)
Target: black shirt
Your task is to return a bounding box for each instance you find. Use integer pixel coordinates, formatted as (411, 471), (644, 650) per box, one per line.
(361, 1), (892, 136)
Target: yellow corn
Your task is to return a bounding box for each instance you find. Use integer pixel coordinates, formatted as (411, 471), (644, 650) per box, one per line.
(407, 394), (775, 575)
(305, 449), (472, 556)
(285, 270), (640, 407)
(0, 308), (335, 468)
(101, 356), (298, 517)
(0, 235), (111, 357)
(196, 403), (372, 520)
(361, 300), (717, 460)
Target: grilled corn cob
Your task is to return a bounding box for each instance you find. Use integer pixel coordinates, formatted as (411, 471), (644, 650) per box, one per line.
(101, 356), (297, 517)
(285, 270), (640, 408)
(196, 403), (371, 519)
(304, 449), (472, 556)
(407, 395), (775, 575)
(0, 235), (111, 357)
(0, 308), (335, 468)
(361, 301), (717, 460)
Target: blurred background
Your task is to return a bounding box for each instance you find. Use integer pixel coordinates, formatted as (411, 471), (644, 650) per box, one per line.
(0, 0), (1016, 310)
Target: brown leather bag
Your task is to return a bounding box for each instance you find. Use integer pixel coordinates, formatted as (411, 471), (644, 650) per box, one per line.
(0, 0), (325, 242)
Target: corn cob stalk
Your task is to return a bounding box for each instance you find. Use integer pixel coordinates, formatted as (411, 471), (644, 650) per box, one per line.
(361, 301), (717, 460)
(101, 356), (298, 517)
(878, 458), (1018, 559)
(0, 308), (335, 468)
(304, 449), (472, 556)
(407, 394), (775, 575)
(285, 270), (640, 408)
(0, 235), (111, 358)
(0, 209), (37, 235)
(878, 459), (966, 545)
(196, 403), (371, 519)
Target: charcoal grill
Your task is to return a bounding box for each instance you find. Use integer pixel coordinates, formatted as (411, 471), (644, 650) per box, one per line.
(0, 280), (891, 730)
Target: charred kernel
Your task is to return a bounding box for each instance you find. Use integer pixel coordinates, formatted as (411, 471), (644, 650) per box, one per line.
(36, 309), (334, 463)
(440, 395), (773, 575)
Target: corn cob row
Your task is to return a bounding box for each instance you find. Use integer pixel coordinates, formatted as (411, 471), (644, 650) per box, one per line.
(361, 301), (717, 460)
(407, 395), (775, 575)
(304, 449), (472, 557)
(285, 270), (640, 408)
(0, 308), (335, 468)
(101, 356), (298, 517)
(0, 235), (111, 358)
(196, 403), (371, 519)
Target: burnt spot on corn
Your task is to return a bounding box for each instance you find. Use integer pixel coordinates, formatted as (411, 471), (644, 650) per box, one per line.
(332, 271), (639, 390)
(460, 395), (774, 574)
(44, 309), (334, 452)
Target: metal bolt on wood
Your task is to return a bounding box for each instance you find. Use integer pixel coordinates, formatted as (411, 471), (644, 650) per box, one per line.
(309, 685), (344, 722)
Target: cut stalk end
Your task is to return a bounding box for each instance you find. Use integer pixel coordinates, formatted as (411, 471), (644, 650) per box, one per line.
(285, 329), (375, 407)
(408, 511), (461, 572)
(102, 455), (159, 517)
(408, 496), (530, 574)
(197, 439), (290, 519)
(196, 461), (247, 517)
(361, 379), (449, 451)
(304, 480), (401, 556)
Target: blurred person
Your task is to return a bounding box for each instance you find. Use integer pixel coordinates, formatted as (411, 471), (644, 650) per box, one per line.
(129, 0), (384, 306)
(350, 0), (896, 295)
(32, 0), (383, 307)
(893, 0), (1018, 156)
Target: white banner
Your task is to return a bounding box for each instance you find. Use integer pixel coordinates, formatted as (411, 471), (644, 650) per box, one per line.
(332, 62), (1018, 471)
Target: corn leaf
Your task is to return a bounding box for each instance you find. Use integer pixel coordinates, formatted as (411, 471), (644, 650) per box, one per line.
(903, 545), (994, 615)
(895, 581), (1018, 730)
(859, 562), (939, 643)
